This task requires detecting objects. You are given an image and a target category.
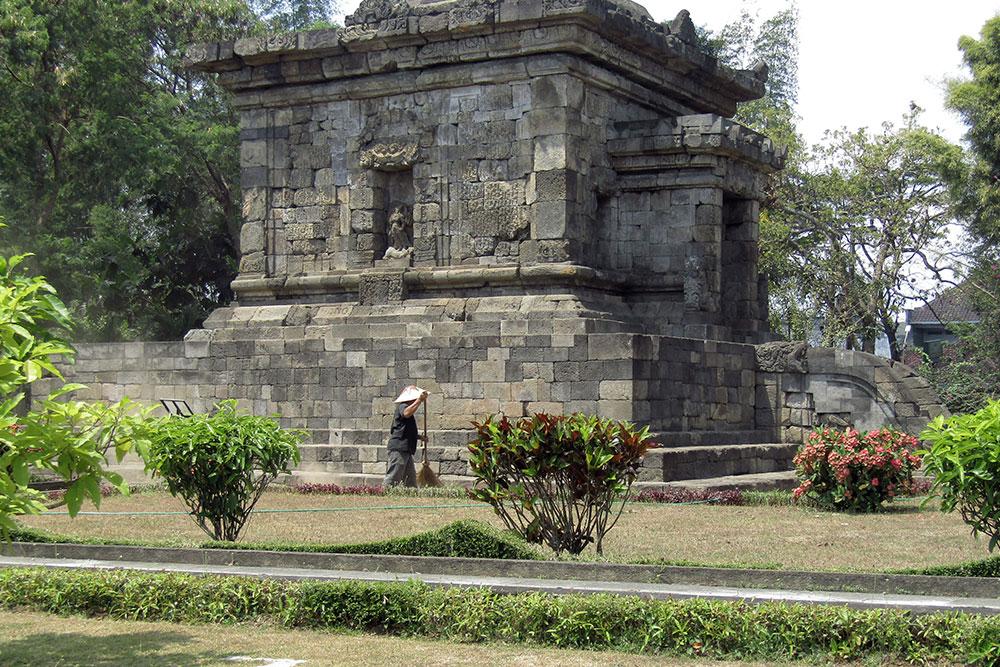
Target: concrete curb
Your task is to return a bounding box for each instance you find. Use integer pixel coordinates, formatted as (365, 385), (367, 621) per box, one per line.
(3, 541), (997, 599)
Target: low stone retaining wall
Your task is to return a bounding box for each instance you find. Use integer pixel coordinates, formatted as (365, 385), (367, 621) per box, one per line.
(3, 541), (997, 600)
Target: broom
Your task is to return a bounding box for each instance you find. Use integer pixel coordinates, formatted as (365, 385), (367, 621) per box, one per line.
(416, 396), (442, 487)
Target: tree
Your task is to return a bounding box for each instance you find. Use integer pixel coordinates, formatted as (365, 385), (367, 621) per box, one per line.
(0, 1), (337, 342)
(248, 0), (338, 31)
(947, 15), (1000, 254)
(696, 4), (815, 339)
(0, 0), (260, 341)
(912, 14), (1000, 411)
(778, 115), (964, 359)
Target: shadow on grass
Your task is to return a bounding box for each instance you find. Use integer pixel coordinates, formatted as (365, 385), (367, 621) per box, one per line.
(0, 628), (222, 666)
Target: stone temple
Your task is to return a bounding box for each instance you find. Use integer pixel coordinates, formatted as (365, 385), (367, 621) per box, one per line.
(54, 0), (945, 488)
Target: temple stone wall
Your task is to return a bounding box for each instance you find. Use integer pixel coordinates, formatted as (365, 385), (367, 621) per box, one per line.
(45, 301), (761, 445)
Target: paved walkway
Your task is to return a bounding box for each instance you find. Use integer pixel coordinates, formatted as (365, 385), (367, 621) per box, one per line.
(2, 554), (998, 616)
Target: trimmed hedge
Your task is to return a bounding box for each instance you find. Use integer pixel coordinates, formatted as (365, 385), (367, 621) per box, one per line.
(202, 519), (542, 560)
(9, 520), (541, 561)
(0, 568), (997, 664)
(908, 556), (1000, 578)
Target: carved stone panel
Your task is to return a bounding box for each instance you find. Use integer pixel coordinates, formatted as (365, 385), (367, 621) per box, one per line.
(359, 143), (419, 171)
(756, 341), (809, 373)
(359, 271), (406, 305)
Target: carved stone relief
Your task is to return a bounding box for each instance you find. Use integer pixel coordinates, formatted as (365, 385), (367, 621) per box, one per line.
(683, 256), (705, 310)
(360, 143), (419, 171)
(755, 341), (809, 373)
(359, 271), (406, 304)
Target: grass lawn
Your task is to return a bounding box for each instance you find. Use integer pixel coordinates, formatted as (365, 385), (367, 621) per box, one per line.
(0, 609), (790, 667)
(16, 490), (989, 572)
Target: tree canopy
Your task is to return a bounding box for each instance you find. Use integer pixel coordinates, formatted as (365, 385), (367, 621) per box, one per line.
(780, 115), (964, 358)
(920, 13), (1000, 412)
(0, 0), (337, 342)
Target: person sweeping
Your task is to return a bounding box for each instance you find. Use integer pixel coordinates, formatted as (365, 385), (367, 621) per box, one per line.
(382, 385), (429, 488)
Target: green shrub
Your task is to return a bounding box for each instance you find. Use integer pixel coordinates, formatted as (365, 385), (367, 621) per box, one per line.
(907, 556), (1000, 578)
(0, 567), (998, 663)
(468, 413), (655, 555)
(142, 400), (304, 541)
(0, 235), (149, 530)
(792, 427), (921, 512)
(920, 400), (1000, 551)
(204, 519), (542, 560)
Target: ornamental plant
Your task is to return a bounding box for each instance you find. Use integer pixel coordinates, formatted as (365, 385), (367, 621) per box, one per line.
(143, 401), (304, 541)
(792, 427), (921, 512)
(1, 231), (149, 530)
(920, 400), (1000, 551)
(468, 413), (656, 555)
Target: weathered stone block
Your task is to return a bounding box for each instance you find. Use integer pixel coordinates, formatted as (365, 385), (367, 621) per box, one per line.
(533, 135), (567, 171)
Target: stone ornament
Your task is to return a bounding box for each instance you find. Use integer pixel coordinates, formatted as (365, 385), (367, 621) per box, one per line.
(359, 271), (406, 304)
(347, 0), (409, 26)
(683, 256), (706, 310)
(756, 341), (809, 373)
(359, 143), (419, 170)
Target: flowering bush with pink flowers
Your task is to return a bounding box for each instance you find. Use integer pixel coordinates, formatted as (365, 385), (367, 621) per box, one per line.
(792, 427), (922, 512)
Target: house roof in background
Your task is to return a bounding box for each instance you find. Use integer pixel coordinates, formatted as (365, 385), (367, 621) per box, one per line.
(908, 285), (980, 325)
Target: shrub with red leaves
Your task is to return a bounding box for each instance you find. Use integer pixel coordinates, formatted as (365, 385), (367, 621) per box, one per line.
(292, 483), (385, 496)
(633, 488), (743, 505)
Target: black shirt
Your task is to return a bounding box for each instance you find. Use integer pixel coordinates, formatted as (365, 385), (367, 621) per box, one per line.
(387, 402), (418, 454)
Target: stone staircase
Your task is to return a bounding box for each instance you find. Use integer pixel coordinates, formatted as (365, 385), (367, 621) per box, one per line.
(278, 429), (798, 492)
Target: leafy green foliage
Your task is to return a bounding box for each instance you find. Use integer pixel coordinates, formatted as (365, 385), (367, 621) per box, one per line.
(0, 246), (74, 397)
(0, 0), (257, 340)
(203, 519), (542, 560)
(917, 322), (1000, 414)
(468, 413), (654, 555)
(1, 567), (999, 663)
(908, 556), (1000, 578)
(0, 234), (149, 529)
(142, 401), (304, 541)
(920, 15), (1000, 416)
(920, 400), (1000, 552)
(777, 116), (963, 358)
(248, 0), (338, 31)
(947, 15), (1000, 252)
(0, 1), (348, 341)
(792, 427), (922, 512)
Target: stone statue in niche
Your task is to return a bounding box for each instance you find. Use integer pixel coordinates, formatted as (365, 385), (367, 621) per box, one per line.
(383, 205), (414, 260)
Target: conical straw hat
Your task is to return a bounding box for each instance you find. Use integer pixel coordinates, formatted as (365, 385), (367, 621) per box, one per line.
(394, 385), (426, 403)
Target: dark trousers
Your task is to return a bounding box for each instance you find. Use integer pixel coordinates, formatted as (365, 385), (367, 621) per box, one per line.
(383, 449), (417, 488)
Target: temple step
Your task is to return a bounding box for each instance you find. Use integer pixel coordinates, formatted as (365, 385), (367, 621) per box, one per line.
(290, 441), (797, 485)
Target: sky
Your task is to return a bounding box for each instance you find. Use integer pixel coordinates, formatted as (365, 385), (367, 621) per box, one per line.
(333, 0), (1000, 147)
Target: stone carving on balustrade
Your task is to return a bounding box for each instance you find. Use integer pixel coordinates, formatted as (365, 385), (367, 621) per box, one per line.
(755, 341), (809, 373)
(683, 256), (706, 310)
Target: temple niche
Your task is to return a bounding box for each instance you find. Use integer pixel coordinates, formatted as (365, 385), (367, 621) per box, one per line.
(46, 0), (944, 490)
